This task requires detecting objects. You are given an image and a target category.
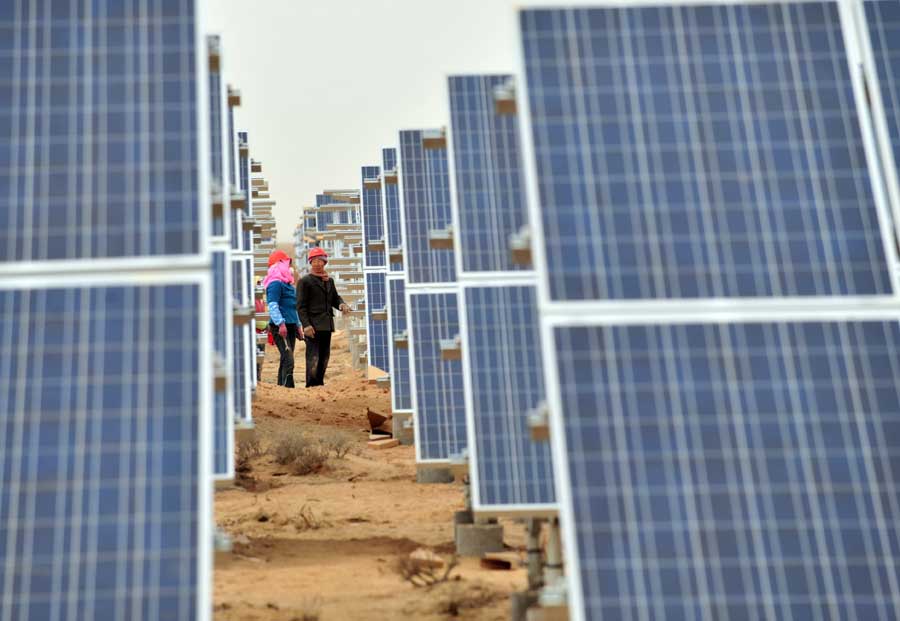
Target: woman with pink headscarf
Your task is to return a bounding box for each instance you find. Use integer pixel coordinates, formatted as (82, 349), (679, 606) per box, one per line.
(263, 249), (299, 388)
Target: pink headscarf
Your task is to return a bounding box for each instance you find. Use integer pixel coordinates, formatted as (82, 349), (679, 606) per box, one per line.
(261, 259), (294, 289)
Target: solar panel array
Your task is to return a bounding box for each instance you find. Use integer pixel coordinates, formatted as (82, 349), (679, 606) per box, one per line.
(388, 277), (412, 412)
(408, 291), (466, 461)
(449, 75), (529, 274)
(399, 130), (457, 284)
(382, 148), (404, 273)
(518, 2), (900, 619)
(0, 3), (210, 618)
(446, 74), (555, 514)
(521, 2), (892, 302)
(365, 272), (389, 372)
(361, 166), (386, 268)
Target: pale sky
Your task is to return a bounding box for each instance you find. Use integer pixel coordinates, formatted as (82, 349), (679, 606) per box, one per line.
(203, 0), (523, 244)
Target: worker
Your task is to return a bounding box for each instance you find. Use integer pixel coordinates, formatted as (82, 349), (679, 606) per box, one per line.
(263, 249), (300, 388)
(296, 247), (350, 387)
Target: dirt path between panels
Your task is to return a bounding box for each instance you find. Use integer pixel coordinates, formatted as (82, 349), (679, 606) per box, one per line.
(213, 331), (530, 620)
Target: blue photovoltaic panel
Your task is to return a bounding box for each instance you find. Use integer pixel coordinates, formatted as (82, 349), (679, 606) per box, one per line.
(365, 272), (389, 372)
(228, 97), (237, 193)
(231, 260), (249, 423)
(361, 166), (386, 268)
(382, 148), (404, 272)
(315, 194), (336, 232)
(0, 283), (202, 620)
(554, 320), (900, 620)
(409, 292), (465, 460)
(520, 3), (892, 301)
(866, 0), (900, 187)
(212, 251), (232, 477)
(465, 285), (554, 507)
(449, 75), (529, 273)
(388, 278), (412, 411)
(399, 130), (457, 284)
(0, 2), (202, 263)
(238, 131), (252, 252)
(208, 36), (226, 239)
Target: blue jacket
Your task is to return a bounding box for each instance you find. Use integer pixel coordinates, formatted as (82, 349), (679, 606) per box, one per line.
(266, 281), (299, 325)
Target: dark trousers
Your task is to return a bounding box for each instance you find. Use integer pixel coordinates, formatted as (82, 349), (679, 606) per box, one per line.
(304, 330), (332, 387)
(271, 323), (297, 388)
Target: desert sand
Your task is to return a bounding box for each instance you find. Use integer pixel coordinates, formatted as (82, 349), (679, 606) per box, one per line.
(213, 331), (529, 620)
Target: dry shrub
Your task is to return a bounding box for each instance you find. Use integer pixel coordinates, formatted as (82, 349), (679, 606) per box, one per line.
(432, 582), (503, 617)
(271, 432), (328, 475)
(235, 437), (265, 472)
(289, 596), (322, 621)
(394, 553), (459, 588)
(321, 429), (354, 459)
(290, 504), (328, 532)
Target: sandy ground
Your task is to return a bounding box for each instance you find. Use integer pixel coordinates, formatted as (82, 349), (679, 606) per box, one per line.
(213, 331), (529, 620)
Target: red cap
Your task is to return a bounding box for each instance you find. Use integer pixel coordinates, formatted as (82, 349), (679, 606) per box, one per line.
(267, 249), (291, 267)
(308, 247), (328, 263)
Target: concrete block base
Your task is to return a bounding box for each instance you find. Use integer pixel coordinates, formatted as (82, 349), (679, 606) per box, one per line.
(510, 591), (540, 621)
(455, 522), (504, 557)
(393, 413), (414, 445)
(416, 467), (454, 484)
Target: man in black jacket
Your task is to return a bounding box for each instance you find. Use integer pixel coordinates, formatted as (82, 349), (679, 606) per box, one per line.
(296, 247), (350, 387)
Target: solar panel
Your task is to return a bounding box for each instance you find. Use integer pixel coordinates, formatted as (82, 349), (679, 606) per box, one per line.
(408, 290), (466, 462)
(365, 272), (389, 372)
(208, 36), (229, 240)
(238, 131), (252, 252)
(315, 194), (336, 232)
(462, 284), (555, 511)
(361, 166), (386, 268)
(212, 250), (234, 479)
(382, 148), (404, 273)
(0, 2), (202, 264)
(550, 319), (900, 620)
(448, 75), (529, 274)
(519, 2), (894, 302)
(0, 280), (209, 620)
(398, 130), (457, 284)
(231, 260), (251, 424)
(387, 277), (412, 412)
(864, 0), (900, 207)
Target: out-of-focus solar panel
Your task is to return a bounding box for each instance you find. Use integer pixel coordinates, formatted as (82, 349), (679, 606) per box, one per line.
(449, 75), (528, 273)
(365, 272), (389, 372)
(208, 36), (228, 239)
(865, 0), (900, 192)
(382, 148), (404, 272)
(0, 282), (206, 620)
(361, 166), (386, 268)
(315, 193), (335, 232)
(212, 251), (233, 479)
(399, 130), (457, 284)
(552, 319), (900, 620)
(231, 260), (251, 423)
(463, 285), (554, 510)
(238, 131), (252, 252)
(409, 291), (465, 461)
(520, 2), (893, 301)
(388, 277), (412, 412)
(0, 2), (202, 264)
